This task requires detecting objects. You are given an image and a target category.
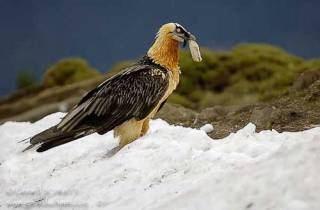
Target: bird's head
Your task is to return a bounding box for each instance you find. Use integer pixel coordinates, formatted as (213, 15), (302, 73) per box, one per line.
(159, 23), (197, 48)
(148, 23), (202, 70)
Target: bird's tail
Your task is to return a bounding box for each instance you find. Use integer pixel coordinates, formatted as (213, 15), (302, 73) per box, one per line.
(23, 126), (94, 152)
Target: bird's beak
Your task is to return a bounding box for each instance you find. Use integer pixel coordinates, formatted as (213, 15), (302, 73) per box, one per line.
(183, 33), (196, 47)
(172, 31), (196, 46)
(188, 33), (196, 41)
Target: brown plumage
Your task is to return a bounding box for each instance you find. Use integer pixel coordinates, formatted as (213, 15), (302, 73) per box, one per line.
(23, 22), (201, 152)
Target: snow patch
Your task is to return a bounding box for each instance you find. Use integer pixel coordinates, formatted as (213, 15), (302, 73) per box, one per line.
(0, 112), (320, 210)
(199, 123), (214, 133)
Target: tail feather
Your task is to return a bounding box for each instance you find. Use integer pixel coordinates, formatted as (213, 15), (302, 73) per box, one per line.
(30, 126), (63, 145)
(36, 135), (82, 152)
(24, 126), (94, 152)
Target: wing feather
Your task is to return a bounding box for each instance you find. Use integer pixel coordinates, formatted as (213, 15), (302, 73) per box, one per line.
(57, 64), (169, 134)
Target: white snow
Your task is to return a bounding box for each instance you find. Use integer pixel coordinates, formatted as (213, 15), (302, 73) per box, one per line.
(0, 112), (320, 210)
(200, 123), (214, 133)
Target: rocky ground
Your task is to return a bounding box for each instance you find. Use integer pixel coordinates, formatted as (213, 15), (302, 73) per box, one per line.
(157, 74), (320, 139)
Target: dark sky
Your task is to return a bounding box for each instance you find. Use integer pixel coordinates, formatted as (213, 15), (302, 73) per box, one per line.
(1, 0), (320, 96)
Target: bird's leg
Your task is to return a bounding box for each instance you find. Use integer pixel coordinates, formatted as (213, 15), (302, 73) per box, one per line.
(141, 118), (150, 136)
(114, 119), (143, 148)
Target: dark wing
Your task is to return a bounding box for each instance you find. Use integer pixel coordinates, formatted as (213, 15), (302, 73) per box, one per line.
(57, 64), (169, 134)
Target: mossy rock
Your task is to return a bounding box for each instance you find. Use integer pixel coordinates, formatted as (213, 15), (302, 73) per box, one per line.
(43, 58), (100, 88)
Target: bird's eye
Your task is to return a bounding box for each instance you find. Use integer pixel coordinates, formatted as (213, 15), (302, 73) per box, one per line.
(176, 27), (181, 33)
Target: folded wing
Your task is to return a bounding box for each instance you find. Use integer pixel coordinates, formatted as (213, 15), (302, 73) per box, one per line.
(57, 64), (169, 134)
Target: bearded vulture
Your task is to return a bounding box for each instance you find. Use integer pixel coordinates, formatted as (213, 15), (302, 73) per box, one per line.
(23, 22), (202, 152)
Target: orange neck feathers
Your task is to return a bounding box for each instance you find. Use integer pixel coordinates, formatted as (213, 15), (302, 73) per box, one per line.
(147, 26), (180, 71)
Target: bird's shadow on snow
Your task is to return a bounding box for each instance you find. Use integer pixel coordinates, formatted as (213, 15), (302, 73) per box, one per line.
(100, 146), (122, 159)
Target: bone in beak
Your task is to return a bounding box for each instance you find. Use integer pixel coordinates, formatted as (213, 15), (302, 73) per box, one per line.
(188, 38), (202, 62)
